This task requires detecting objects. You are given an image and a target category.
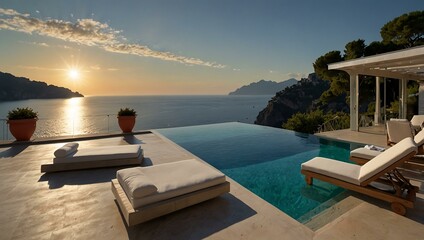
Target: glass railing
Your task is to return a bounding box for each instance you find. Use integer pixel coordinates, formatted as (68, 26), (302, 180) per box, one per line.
(0, 114), (125, 141)
(317, 116), (347, 133)
(1, 119), (8, 140)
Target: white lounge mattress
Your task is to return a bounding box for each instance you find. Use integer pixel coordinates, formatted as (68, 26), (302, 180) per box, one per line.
(302, 157), (361, 185)
(414, 129), (424, 146)
(117, 159), (226, 209)
(302, 138), (417, 185)
(350, 131), (424, 161)
(53, 145), (141, 164)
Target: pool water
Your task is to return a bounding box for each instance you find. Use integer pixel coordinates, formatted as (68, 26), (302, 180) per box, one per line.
(157, 122), (352, 221)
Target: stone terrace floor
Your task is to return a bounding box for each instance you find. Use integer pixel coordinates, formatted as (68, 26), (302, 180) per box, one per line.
(0, 130), (423, 240)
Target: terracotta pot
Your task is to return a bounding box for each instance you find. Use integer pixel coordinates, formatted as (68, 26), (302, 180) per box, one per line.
(118, 116), (136, 133)
(7, 118), (37, 141)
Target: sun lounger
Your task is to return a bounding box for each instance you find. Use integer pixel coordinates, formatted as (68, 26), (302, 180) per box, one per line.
(111, 159), (230, 226)
(386, 119), (415, 145)
(41, 144), (143, 173)
(301, 137), (419, 215)
(410, 115), (424, 132)
(350, 129), (424, 170)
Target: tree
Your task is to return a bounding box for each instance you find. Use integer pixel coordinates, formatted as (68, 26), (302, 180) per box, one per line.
(364, 41), (401, 56)
(313, 51), (349, 105)
(313, 51), (343, 80)
(380, 11), (424, 48)
(344, 39), (365, 60)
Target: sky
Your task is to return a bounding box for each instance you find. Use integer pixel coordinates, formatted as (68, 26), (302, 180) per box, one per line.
(0, 1), (423, 96)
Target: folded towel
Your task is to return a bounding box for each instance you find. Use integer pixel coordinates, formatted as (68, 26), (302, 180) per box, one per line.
(364, 145), (385, 152)
(117, 167), (158, 198)
(54, 143), (79, 158)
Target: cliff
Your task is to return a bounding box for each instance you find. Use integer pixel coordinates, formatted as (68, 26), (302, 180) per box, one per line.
(229, 79), (298, 95)
(255, 74), (329, 127)
(0, 71), (83, 101)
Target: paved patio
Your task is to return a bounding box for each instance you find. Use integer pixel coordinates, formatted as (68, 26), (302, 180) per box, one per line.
(315, 126), (387, 147)
(0, 130), (423, 239)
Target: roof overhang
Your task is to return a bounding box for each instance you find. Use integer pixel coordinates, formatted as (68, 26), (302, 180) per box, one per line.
(328, 45), (424, 81)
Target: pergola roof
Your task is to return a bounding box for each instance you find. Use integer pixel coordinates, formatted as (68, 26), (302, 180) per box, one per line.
(328, 45), (424, 81)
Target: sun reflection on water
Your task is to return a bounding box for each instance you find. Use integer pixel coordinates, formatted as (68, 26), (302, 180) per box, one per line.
(30, 97), (111, 138)
(65, 97), (83, 135)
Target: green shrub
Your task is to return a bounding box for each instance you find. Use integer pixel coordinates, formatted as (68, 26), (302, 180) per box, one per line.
(118, 108), (137, 116)
(283, 110), (349, 134)
(7, 107), (38, 120)
(283, 110), (325, 134)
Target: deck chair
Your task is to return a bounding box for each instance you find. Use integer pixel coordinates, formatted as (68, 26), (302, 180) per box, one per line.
(350, 129), (424, 170)
(410, 115), (424, 132)
(386, 119), (415, 146)
(41, 143), (143, 173)
(301, 137), (418, 215)
(111, 159), (230, 226)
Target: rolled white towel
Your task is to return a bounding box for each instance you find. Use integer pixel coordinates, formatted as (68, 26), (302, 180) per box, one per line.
(364, 144), (385, 152)
(54, 143), (79, 158)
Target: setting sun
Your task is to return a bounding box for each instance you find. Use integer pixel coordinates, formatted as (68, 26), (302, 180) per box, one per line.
(68, 69), (79, 80)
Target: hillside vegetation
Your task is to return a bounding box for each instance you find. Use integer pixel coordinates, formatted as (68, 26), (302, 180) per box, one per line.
(256, 11), (424, 133)
(0, 71), (83, 101)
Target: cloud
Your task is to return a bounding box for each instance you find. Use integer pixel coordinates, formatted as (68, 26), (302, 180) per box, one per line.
(90, 65), (119, 71)
(18, 65), (64, 71)
(20, 41), (49, 47)
(0, 8), (27, 16)
(286, 72), (307, 79)
(103, 44), (225, 68)
(0, 8), (225, 68)
(90, 65), (101, 70)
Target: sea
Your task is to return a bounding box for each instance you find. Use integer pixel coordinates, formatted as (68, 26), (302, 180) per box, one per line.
(0, 95), (272, 140)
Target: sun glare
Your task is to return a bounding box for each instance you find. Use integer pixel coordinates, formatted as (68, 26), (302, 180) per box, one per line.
(68, 69), (80, 80)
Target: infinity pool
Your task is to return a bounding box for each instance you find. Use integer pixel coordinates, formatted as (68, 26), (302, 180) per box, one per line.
(158, 122), (352, 221)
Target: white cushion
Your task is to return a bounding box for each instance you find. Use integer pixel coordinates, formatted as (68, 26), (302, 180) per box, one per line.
(350, 132), (424, 162)
(118, 159), (226, 209)
(301, 157), (361, 185)
(411, 115), (424, 129)
(414, 129), (424, 146)
(303, 138), (417, 185)
(54, 143), (79, 157)
(386, 120), (414, 143)
(117, 168), (157, 198)
(350, 148), (381, 160)
(53, 145), (141, 163)
(358, 138), (417, 182)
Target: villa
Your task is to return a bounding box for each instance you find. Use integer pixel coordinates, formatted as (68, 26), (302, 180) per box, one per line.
(1, 46), (424, 240)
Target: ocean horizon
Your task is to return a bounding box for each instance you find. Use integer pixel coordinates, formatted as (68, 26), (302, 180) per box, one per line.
(0, 95), (272, 140)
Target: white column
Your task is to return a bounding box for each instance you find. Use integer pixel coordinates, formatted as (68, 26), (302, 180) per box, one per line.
(399, 79), (408, 119)
(383, 78), (387, 123)
(419, 82), (424, 114)
(374, 77), (381, 125)
(350, 73), (359, 131)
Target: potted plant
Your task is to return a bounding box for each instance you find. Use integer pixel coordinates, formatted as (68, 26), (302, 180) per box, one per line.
(117, 108), (137, 133)
(7, 107), (38, 141)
